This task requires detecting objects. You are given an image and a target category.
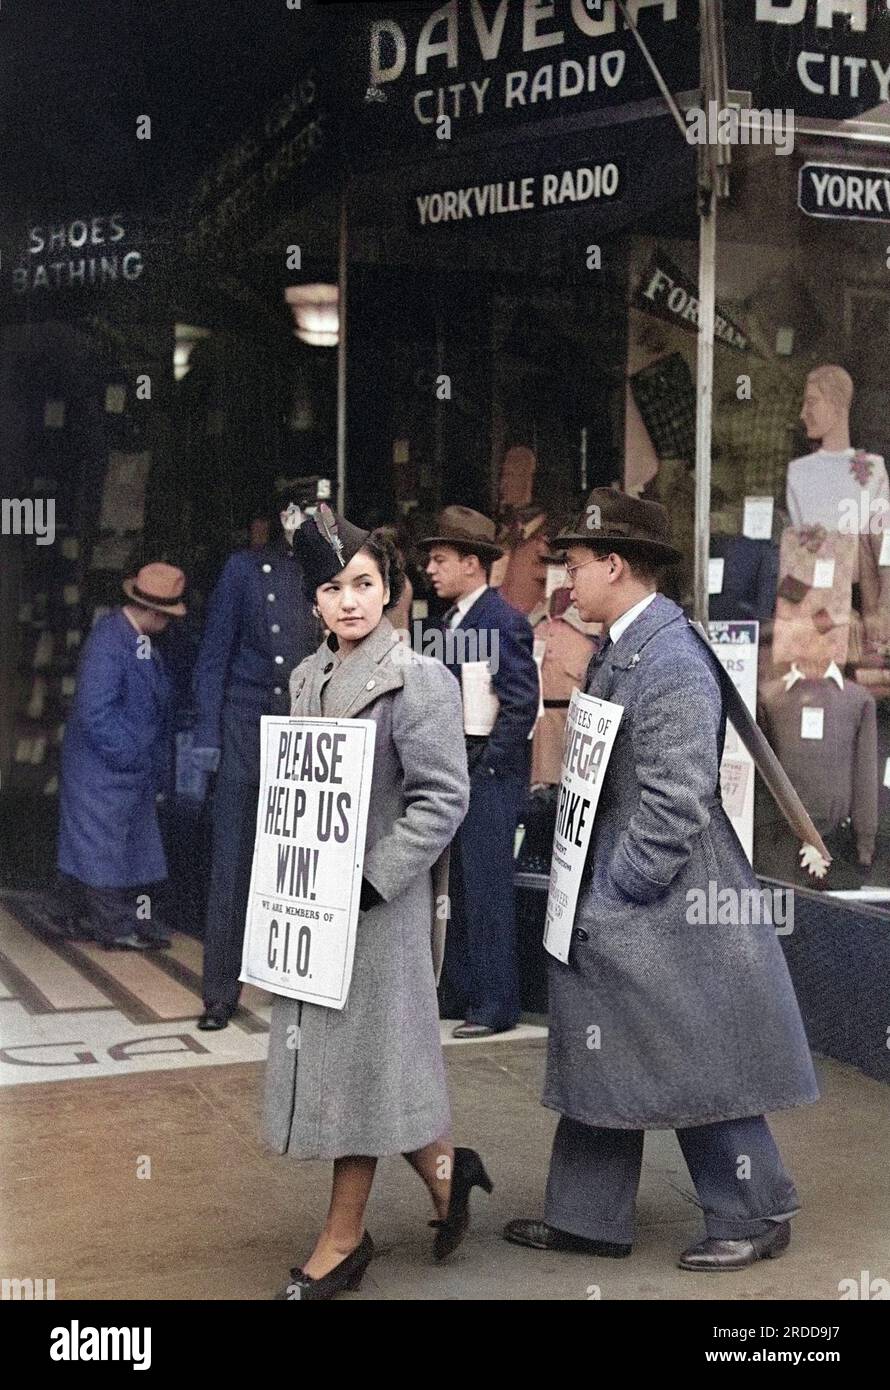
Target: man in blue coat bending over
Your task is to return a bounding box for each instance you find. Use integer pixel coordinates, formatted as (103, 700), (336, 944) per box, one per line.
(504, 490), (819, 1271)
(421, 506), (540, 1039)
(58, 563), (187, 950)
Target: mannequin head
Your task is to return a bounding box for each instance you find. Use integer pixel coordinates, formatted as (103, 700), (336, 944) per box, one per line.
(800, 365), (853, 451)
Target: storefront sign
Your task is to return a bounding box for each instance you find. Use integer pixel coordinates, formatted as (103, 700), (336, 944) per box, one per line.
(6, 214), (145, 297)
(183, 63), (330, 263)
(412, 158), (623, 226)
(543, 688), (623, 964)
(337, 1), (888, 167)
(633, 249), (750, 351)
(798, 162), (890, 223)
(742, 0), (890, 118)
(344, 0), (700, 156)
(240, 716), (376, 1011)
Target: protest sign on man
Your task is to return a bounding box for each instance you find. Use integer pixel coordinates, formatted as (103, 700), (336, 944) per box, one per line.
(240, 715), (376, 1009)
(543, 690), (623, 964)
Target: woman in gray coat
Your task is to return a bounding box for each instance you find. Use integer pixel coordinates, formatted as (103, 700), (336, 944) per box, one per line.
(262, 508), (491, 1300)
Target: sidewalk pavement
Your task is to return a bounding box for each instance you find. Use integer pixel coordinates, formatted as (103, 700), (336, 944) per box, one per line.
(1, 1040), (887, 1300)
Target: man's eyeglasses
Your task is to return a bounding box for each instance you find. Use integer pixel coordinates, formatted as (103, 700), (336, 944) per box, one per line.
(564, 555), (608, 581)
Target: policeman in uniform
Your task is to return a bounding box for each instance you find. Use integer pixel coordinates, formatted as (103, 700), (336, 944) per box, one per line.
(191, 489), (316, 1028)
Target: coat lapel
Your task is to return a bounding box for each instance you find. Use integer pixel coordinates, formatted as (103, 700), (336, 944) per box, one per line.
(454, 587), (491, 631)
(610, 593), (684, 669)
(584, 595), (685, 700)
(318, 617), (405, 719)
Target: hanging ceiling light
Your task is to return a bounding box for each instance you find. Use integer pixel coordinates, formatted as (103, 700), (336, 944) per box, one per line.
(174, 323), (210, 380)
(284, 283), (339, 348)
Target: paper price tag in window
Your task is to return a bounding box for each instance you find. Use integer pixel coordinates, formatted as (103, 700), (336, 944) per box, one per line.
(812, 558), (835, 589)
(742, 496), (774, 540)
(884, 757), (890, 789)
(879, 531), (890, 567)
(708, 558), (724, 594)
(800, 707), (824, 740)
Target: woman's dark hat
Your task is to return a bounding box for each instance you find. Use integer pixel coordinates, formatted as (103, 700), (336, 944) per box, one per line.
(553, 488), (682, 566)
(419, 505), (504, 561)
(293, 503), (371, 592)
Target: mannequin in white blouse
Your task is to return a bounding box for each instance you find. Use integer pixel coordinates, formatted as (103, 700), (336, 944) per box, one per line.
(786, 364), (890, 637)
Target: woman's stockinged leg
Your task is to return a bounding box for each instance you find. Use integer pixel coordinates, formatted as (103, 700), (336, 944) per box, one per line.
(403, 1137), (455, 1221)
(302, 1155), (377, 1279)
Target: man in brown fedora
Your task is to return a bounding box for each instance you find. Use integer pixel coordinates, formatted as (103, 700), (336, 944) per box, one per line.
(505, 489), (818, 1271)
(57, 564), (187, 950)
(420, 506), (540, 1038)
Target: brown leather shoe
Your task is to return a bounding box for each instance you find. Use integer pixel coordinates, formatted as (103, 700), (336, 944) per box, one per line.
(678, 1221), (791, 1271)
(504, 1219), (631, 1257)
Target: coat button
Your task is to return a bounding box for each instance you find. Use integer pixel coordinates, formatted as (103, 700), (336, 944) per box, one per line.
(274, 655), (284, 665)
(262, 563), (272, 573)
(573, 927), (589, 943)
(271, 623), (280, 634)
(267, 593), (275, 602)
(324, 662), (333, 673)
(365, 679), (376, 690)
(273, 686), (283, 696)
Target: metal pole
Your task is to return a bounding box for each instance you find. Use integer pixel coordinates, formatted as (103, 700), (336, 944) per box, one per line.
(694, 187), (716, 626)
(336, 188), (348, 514)
(615, 0), (689, 141)
(694, 0), (721, 626)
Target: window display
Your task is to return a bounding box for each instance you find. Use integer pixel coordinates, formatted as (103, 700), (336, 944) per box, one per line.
(705, 143), (890, 897)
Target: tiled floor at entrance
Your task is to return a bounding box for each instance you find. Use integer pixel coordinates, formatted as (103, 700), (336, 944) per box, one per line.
(0, 897), (546, 1086)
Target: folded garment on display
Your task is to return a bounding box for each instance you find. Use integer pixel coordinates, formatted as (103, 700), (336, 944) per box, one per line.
(773, 527), (855, 668)
(709, 535), (779, 622)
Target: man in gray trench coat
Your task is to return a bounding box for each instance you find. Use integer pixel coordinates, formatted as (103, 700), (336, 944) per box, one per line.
(505, 490), (819, 1271)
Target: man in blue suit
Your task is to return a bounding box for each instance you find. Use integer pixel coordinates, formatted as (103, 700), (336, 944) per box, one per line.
(191, 489), (317, 1029)
(421, 507), (540, 1038)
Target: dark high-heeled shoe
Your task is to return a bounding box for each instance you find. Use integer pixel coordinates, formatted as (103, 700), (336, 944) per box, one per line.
(429, 1147), (493, 1262)
(282, 1231), (374, 1301)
